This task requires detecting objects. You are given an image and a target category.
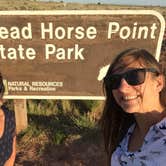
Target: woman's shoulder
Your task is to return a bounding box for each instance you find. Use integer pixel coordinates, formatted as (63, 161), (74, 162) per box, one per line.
(1, 104), (15, 118)
(1, 104), (16, 135)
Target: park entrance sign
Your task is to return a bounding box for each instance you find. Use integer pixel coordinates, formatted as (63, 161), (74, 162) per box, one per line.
(0, 10), (165, 99)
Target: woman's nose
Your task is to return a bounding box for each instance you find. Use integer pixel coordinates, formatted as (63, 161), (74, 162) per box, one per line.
(118, 78), (131, 91)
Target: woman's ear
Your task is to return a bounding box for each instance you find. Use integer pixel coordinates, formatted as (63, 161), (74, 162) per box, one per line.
(156, 74), (165, 92)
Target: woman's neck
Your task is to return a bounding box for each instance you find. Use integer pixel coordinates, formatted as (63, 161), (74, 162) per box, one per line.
(128, 107), (166, 152)
(134, 107), (166, 134)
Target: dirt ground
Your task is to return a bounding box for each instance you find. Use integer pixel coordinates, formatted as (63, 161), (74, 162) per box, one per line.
(15, 131), (107, 166)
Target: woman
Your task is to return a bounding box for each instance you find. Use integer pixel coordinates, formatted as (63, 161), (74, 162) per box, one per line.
(101, 48), (166, 166)
(0, 75), (16, 166)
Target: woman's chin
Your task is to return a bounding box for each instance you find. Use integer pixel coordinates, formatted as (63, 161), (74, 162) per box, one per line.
(122, 104), (140, 114)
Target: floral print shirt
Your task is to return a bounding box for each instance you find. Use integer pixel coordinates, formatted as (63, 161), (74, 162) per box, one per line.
(111, 117), (166, 166)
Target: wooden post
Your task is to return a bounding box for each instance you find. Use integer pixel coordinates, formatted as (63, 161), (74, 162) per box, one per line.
(14, 99), (28, 134)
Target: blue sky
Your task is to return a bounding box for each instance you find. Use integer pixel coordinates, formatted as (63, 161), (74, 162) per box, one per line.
(43, 0), (166, 6)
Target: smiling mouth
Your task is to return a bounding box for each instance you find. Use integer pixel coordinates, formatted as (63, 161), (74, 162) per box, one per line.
(122, 95), (138, 101)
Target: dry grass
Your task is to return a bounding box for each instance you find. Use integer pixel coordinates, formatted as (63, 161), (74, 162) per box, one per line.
(0, 0), (164, 12)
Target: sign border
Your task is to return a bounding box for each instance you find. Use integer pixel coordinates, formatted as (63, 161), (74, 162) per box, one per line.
(1, 10), (165, 100)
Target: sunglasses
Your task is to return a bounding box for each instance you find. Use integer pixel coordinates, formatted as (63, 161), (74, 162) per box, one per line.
(104, 68), (159, 90)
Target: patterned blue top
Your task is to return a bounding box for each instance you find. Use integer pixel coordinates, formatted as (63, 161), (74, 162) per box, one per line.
(111, 117), (166, 166)
(0, 105), (15, 166)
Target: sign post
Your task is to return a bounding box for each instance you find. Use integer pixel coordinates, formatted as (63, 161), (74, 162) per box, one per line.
(14, 99), (27, 133)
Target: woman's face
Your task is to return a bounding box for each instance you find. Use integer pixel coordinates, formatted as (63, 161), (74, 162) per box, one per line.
(111, 60), (163, 114)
